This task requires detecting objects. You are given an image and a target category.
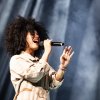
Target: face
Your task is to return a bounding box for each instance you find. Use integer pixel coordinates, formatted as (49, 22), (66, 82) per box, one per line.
(25, 31), (40, 54)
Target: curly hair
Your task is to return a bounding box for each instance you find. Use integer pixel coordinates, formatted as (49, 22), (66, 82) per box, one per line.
(5, 16), (48, 56)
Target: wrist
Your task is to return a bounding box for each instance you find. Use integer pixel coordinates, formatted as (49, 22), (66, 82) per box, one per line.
(44, 50), (51, 55)
(59, 64), (66, 71)
(41, 51), (50, 62)
(44, 49), (51, 54)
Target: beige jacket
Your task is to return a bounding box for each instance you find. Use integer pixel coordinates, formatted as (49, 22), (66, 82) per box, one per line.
(10, 52), (63, 100)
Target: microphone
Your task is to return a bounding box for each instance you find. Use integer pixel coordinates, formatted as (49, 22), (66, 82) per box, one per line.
(39, 41), (64, 46)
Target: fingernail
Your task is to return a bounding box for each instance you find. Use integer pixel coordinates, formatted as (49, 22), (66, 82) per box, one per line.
(68, 46), (71, 49)
(72, 51), (74, 54)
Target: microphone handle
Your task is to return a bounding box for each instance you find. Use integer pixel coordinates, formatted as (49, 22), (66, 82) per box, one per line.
(51, 42), (64, 46)
(39, 41), (64, 47)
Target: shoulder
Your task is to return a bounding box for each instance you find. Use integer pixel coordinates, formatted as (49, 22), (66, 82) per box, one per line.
(9, 54), (29, 70)
(10, 55), (19, 61)
(10, 54), (26, 64)
(10, 55), (21, 62)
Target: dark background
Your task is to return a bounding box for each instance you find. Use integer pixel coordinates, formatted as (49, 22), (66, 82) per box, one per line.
(0, 0), (100, 100)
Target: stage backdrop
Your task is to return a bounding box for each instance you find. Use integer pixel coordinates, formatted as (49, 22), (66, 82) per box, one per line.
(0, 0), (100, 100)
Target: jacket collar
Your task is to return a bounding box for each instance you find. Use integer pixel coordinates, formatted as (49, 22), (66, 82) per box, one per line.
(20, 51), (39, 62)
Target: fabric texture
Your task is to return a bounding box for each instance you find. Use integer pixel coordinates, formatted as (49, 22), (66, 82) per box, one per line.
(9, 52), (63, 100)
(0, 0), (97, 100)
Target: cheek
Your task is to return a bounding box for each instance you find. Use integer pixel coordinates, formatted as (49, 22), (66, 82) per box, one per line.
(26, 39), (33, 49)
(26, 37), (39, 49)
(26, 37), (33, 45)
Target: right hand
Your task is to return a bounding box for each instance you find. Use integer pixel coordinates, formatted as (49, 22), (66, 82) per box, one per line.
(43, 39), (52, 54)
(41, 39), (52, 62)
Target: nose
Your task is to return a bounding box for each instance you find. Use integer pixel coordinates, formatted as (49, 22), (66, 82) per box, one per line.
(34, 31), (39, 38)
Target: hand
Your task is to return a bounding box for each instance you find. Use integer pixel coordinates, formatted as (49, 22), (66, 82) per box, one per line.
(41, 39), (52, 62)
(43, 39), (52, 54)
(60, 46), (74, 70)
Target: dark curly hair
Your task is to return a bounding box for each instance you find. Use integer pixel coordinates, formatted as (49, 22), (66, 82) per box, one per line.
(5, 16), (48, 56)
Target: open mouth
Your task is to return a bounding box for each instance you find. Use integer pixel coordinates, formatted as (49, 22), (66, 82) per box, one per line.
(33, 40), (39, 44)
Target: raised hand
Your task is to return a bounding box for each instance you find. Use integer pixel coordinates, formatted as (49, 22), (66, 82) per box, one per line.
(60, 46), (74, 70)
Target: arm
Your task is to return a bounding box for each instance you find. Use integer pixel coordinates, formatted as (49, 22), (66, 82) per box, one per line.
(10, 56), (50, 83)
(41, 41), (74, 88)
(40, 39), (63, 89)
(55, 46), (74, 81)
(10, 39), (52, 83)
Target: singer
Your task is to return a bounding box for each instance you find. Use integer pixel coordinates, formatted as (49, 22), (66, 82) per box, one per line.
(5, 16), (74, 100)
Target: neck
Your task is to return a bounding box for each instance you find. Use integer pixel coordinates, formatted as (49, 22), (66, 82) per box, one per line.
(24, 48), (34, 56)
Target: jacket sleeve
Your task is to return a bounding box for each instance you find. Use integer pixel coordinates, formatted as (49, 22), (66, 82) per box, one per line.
(10, 56), (50, 83)
(48, 65), (64, 89)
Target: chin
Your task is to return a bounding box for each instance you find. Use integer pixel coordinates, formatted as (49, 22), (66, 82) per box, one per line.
(33, 46), (39, 51)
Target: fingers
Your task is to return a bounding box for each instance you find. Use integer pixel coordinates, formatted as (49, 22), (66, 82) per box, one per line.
(44, 39), (52, 46)
(67, 46), (73, 56)
(70, 51), (74, 58)
(44, 39), (52, 43)
(62, 47), (67, 54)
(63, 46), (74, 58)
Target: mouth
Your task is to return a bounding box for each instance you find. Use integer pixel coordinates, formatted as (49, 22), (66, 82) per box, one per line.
(33, 40), (39, 44)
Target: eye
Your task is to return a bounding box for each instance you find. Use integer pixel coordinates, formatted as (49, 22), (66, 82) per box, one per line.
(34, 31), (39, 35)
(30, 32), (35, 36)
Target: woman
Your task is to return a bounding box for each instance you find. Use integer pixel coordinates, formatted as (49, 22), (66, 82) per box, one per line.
(5, 16), (74, 100)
